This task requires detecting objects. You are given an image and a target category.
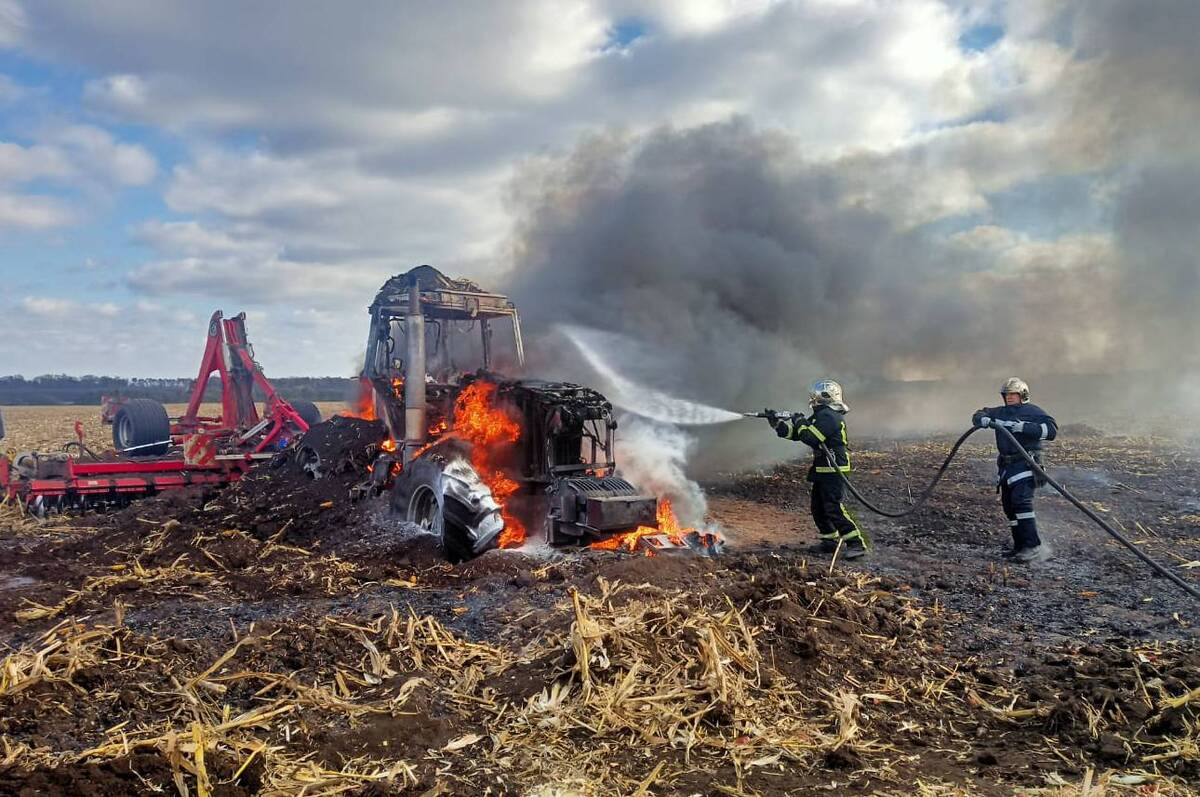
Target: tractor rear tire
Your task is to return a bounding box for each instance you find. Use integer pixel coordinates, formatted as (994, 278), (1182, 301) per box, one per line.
(391, 456), (503, 563)
(113, 399), (170, 457)
(290, 399), (322, 428)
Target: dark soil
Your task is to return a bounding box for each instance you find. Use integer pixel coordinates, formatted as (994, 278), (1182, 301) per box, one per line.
(708, 433), (1200, 651)
(0, 422), (1196, 795)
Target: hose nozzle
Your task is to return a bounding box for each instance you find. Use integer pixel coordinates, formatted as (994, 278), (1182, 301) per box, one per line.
(743, 409), (803, 419)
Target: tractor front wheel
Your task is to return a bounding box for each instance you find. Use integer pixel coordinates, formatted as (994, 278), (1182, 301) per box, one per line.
(390, 454), (504, 562)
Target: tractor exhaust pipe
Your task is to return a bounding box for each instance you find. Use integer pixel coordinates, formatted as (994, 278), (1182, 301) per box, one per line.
(404, 276), (427, 461)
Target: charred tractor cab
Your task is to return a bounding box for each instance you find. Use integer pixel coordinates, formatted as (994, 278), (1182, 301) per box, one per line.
(361, 266), (660, 561)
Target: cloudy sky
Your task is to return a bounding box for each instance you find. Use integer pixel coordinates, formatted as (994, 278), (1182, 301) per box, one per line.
(0, 0), (1195, 381)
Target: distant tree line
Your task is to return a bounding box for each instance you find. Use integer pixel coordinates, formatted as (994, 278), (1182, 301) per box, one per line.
(0, 374), (356, 406)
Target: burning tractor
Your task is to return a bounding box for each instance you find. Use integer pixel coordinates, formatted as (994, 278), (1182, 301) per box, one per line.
(352, 265), (719, 561)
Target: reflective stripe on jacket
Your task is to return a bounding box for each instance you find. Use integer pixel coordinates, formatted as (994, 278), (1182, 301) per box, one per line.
(971, 402), (1058, 458)
(775, 405), (851, 473)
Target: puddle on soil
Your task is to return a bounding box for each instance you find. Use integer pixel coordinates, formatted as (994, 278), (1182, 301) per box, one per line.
(1044, 466), (1115, 487)
(0, 574), (38, 590)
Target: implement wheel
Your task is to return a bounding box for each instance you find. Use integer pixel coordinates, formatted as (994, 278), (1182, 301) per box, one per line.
(290, 399), (322, 429)
(112, 399), (170, 457)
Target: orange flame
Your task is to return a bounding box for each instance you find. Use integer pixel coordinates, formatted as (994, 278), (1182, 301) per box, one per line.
(451, 381), (525, 548)
(342, 376), (378, 421)
(342, 376), (405, 422)
(590, 498), (692, 554)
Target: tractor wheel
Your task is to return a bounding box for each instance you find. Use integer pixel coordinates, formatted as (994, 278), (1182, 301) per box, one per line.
(391, 455), (504, 562)
(290, 399), (322, 429)
(112, 399), (171, 457)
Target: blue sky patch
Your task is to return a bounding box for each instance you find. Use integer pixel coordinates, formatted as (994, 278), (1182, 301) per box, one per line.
(959, 24), (1004, 52)
(605, 19), (649, 51)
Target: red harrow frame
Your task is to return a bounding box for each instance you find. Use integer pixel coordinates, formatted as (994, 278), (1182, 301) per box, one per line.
(1, 311), (320, 515)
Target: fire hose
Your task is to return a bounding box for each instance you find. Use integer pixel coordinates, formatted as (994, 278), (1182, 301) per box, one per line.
(745, 413), (1200, 601)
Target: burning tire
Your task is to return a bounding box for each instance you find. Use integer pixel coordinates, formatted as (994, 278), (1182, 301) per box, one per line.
(112, 399), (171, 457)
(391, 454), (504, 562)
(290, 399), (323, 428)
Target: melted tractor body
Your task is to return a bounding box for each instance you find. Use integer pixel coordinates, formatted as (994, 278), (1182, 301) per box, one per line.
(361, 265), (657, 560)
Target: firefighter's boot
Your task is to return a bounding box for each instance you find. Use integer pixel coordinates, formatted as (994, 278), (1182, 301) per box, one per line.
(1013, 544), (1050, 563)
(839, 535), (868, 560)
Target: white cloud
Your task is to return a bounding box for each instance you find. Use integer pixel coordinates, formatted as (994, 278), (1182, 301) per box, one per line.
(0, 74), (25, 105)
(21, 0), (987, 161)
(58, 1), (612, 135)
(949, 225), (1116, 273)
(166, 150), (343, 217)
(158, 147), (509, 270)
(19, 296), (77, 316)
(4, 296), (235, 376)
(136, 219), (272, 258)
(5, 289), (381, 377)
(0, 124), (154, 233)
(82, 73), (147, 111)
(832, 121), (1060, 227)
(0, 192), (73, 230)
(126, 254), (383, 305)
(49, 125), (156, 186)
(0, 0), (24, 47)
(0, 127), (155, 188)
(0, 140), (71, 183)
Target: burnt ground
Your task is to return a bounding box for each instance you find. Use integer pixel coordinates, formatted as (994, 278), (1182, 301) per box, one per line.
(707, 426), (1200, 653)
(0, 417), (1196, 796)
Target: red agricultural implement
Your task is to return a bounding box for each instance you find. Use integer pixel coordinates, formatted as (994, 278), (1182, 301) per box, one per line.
(1, 311), (321, 515)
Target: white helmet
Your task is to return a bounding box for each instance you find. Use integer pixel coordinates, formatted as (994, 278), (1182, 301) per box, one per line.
(809, 379), (848, 411)
(1000, 376), (1030, 403)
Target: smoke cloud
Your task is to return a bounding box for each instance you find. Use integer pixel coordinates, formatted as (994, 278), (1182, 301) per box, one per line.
(612, 416), (708, 528)
(501, 122), (1102, 470)
(497, 1), (1200, 475)
(505, 120), (1128, 402)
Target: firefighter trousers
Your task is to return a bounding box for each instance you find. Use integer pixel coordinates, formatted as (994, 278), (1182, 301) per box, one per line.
(810, 474), (865, 546)
(1000, 472), (1041, 550)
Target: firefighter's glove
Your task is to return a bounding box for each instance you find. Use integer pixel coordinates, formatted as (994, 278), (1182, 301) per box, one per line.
(762, 408), (778, 426)
(974, 415), (992, 428)
(1005, 421), (1031, 434)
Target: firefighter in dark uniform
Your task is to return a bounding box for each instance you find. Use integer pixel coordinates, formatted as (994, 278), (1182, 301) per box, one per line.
(768, 379), (868, 559)
(972, 377), (1058, 562)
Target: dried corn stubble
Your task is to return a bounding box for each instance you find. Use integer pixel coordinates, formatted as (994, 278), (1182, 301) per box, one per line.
(0, 569), (1197, 796)
(1, 615), (440, 795)
(0, 496), (82, 540)
(14, 558), (222, 623)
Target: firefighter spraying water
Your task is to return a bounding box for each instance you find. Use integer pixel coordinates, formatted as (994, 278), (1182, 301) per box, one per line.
(558, 326), (1196, 601)
(759, 380), (868, 559)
